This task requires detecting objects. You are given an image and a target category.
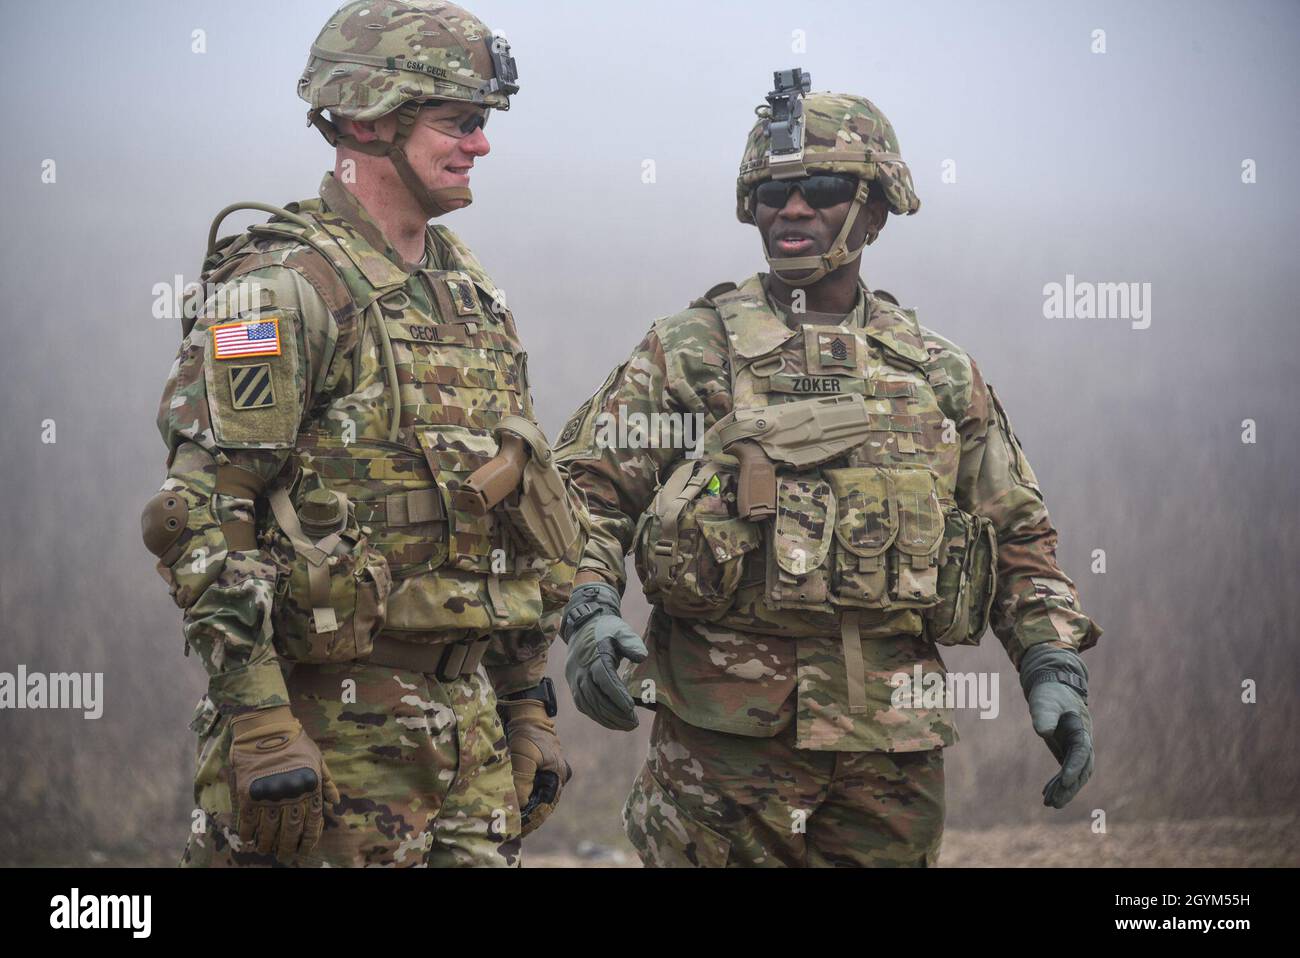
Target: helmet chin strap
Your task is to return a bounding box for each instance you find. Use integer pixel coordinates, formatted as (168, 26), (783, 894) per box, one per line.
(308, 104), (472, 220)
(764, 181), (874, 288)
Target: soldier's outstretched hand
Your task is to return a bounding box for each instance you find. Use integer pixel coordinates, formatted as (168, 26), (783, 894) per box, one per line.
(560, 582), (648, 731)
(1018, 644), (1095, 808)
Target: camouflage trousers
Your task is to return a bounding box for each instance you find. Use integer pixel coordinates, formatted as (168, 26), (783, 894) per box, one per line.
(624, 707), (945, 867)
(182, 660), (521, 867)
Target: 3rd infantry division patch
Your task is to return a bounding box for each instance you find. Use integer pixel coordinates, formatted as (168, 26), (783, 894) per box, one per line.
(228, 363), (276, 410)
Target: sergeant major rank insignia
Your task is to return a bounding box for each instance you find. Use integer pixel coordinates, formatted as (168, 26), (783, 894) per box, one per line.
(445, 278), (480, 316)
(819, 332), (855, 368)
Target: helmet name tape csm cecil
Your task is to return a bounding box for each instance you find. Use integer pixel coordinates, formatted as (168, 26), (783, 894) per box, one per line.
(298, 0), (519, 218)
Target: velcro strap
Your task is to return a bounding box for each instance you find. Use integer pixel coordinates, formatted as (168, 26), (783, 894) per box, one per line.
(219, 519), (257, 553)
(214, 464), (265, 501)
(353, 489), (446, 527)
(385, 488), (444, 526)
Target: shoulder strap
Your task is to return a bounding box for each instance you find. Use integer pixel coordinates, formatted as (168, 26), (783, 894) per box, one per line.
(688, 281), (738, 310)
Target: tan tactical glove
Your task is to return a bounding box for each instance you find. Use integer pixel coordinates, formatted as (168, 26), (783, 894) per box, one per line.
(497, 679), (572, 837)
(229, 705), (340, 862)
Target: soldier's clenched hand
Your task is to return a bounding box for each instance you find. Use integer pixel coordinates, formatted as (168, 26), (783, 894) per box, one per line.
(229, 706), (340, 862)
(498, 679), (572, 837)
(561, 582), (647, 731)
(1019, 644), (1094, 809)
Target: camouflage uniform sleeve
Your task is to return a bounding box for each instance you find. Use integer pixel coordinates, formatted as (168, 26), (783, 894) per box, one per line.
(554, 323), (704, 594)
(951, 358), (1102, 667)
(150, 264), (338, 712)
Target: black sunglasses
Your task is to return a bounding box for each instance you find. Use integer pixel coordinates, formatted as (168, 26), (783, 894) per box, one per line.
(754, 173), (859, 210)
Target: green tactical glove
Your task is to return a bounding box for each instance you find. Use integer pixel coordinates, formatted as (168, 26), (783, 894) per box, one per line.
(497, 679), (572, 838)
(1019, 644), (1094, 809)
(229, 705), (340, 862)
(561, 581), (648, 731)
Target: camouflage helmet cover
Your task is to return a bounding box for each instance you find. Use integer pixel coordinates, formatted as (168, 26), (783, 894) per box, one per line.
(736, 93), (920, 223)
(298, 0), (518, 121)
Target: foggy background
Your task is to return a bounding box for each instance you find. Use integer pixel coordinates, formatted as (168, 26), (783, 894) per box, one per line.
(0, 0), (1297, 865)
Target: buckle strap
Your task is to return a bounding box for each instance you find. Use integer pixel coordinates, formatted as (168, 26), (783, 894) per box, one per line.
(362, 634), (491, 680)
(499, 677), (558, 718)
(841, 611), (868, 715)
(352, 488), (446, 527)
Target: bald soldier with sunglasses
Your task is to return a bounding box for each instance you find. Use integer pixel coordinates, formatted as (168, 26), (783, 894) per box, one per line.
(553, 72), (1102, 867)
(146, 1), (583, 867)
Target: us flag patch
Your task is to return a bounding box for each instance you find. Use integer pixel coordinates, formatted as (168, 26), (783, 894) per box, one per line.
(228, 364), (276, 410)
(212, 317), (281, 359)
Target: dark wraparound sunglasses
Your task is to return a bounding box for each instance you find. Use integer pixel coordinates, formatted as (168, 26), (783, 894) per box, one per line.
(754, 173), (859, 210)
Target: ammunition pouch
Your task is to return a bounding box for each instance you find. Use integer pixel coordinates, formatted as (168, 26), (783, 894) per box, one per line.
(766, 465), (945, 613)
(636, 451), (996, 643)
(264, 471), (391, 664)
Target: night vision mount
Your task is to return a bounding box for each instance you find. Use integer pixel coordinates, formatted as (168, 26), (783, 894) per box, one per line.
(479, 33), (519, 100)
(766, 67), (812, 176)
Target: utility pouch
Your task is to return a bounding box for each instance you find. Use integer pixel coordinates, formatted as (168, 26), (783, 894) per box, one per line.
(824, 466), (896, 608)
(766, 474), (836, 610)
(890, 468), (945, 606)
(635, 461), (761, 620)
(265, 471), (391, 663)
(924, 507), (998, 646)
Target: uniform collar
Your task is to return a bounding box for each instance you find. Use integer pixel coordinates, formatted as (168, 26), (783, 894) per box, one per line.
(719, 274), (871, 360)
(862, 289), (928, 366)
(317, 173), (426, 291)
(717, 275), (798, 359)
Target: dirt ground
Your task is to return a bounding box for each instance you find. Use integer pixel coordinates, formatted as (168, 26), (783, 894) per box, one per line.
(19, 814), (1296, 868)
(524, 815), (1300, 868)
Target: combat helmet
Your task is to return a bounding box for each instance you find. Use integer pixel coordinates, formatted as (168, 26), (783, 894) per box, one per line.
(737, 69), (920, 286)
(298, 0), (519, 218)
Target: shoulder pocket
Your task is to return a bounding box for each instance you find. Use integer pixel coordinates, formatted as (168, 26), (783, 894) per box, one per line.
(203, 309), (302, 449)
(555, 362), (628, 458)
(987, 384), (1041, 496)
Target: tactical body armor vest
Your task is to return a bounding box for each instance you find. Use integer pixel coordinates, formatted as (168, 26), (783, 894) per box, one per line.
(199, 191), (568, 666)
(634, 277), (997, 706)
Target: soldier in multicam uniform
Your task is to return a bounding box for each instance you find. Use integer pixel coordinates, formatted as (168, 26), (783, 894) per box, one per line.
(142, 0), (583, 867)
(555, 71), (1103, 867)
